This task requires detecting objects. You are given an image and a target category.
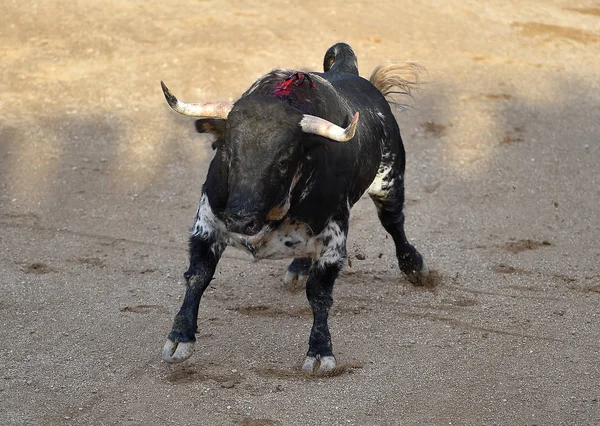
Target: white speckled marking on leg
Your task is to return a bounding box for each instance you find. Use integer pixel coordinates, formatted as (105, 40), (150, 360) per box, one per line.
(315, 220), (347, 269)
(191, 193), (219, 239)
(367, 163), (394, 199)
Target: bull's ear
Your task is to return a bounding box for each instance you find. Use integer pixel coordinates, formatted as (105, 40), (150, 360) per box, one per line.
(195, 119), (226, 150)
(195, 118), (226, 137)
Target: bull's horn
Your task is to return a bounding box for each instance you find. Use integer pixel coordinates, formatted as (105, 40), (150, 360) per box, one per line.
(299, 112), (359, 142)
(160, 81), (233, 119)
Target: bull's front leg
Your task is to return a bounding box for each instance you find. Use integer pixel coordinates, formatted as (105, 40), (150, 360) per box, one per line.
(162, 196), (225, 363)
(302, 219), (348, 373)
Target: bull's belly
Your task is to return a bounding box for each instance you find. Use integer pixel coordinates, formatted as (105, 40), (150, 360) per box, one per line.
(225, 221), (317, 260)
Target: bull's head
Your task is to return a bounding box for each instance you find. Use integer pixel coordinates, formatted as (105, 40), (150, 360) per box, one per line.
(161, 81), (358, 236)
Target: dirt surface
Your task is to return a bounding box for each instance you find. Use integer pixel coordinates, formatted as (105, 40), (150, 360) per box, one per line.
(1, 1), (599, 424)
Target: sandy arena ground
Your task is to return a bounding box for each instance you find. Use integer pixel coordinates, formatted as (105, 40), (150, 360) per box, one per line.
(1, 0), (599, 424)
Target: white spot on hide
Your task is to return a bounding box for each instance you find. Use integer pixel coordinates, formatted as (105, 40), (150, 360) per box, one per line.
(367, 163), (394, 199)
(191, 193), (218, 238)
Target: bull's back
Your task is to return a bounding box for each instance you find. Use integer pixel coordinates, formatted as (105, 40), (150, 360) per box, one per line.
(319, 72), (400, 201)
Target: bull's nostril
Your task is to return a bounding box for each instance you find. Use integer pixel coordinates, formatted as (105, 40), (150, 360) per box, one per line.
(245, 220), (256, 232)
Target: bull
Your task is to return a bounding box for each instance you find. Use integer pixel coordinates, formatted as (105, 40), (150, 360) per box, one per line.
(160, 43), (429, 373)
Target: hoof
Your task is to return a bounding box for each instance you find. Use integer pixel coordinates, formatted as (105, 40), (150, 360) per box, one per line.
(318, 356), (337, 372)
(284, 270), (308, 291)
(285, 258), (311, 291)
(301, 355), (337, 374)
(406, 261), (431, 286)
(162, 339), (195, 363)
(302, 356), (317, 372)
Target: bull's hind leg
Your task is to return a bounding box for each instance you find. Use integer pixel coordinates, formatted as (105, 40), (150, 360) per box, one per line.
(302, 218), (347, 374)
(284, 257), (312, 289)
(368, 155), (429, 285)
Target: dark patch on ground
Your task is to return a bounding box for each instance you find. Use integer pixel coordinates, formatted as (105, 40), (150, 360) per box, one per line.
(77, 257), (106, 267)
(513, 22), (600, 44)
(234, 303), (369, 317)
(0, 211), (41, 227)
(341, 269), (385, 281)
(564, 7), (600, 17)
(501, 125), (525, 145)
(553, 273), (577, 283)
(501, 133), (523, 145)
(122, 267), (158, 275)
(22, 262), (55, 274)
(422, 121), (448, 137)
(485, 93), (513, 100)
(119, 304), (168, 314)
(492, 263), (531, 274)
(505, 284), (544, 293)
(253, 367), (300, 379)
(397, 311), (564, 342)
(166, 365), (242, 385)
(449, 298), (478, 307)
(333, 305), (371, 315)
(230, 305), (312, 318)
(503, 239), (551, 253)
(416, 268), (443, 289)
(253, 360), (364, 380)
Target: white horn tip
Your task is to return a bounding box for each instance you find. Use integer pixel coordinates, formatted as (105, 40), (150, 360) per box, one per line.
(300, 112), (360, 142)
(344, 112), (359, 140)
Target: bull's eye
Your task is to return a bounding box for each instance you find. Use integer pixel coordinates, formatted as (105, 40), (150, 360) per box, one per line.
(275, 160), (287, 175)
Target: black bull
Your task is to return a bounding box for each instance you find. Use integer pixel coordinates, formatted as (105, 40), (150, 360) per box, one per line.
(160, 43), (429, 373)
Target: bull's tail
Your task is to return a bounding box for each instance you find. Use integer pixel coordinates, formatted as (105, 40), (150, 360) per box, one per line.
(369, 63), (425, 109)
